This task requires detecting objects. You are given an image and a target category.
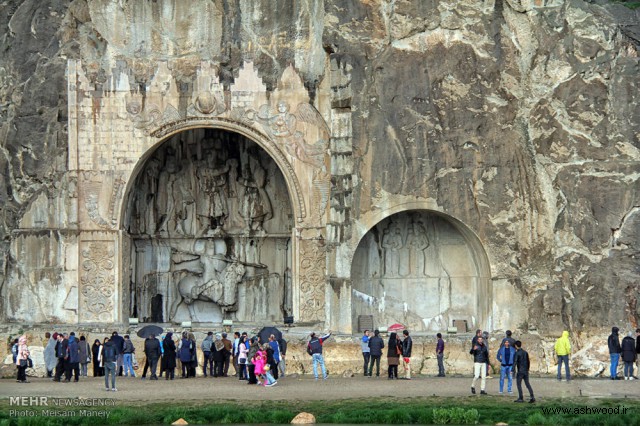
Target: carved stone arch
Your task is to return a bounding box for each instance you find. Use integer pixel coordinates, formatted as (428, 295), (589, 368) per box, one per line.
(119, 117), (306, 228)
(348, 202), (493, 332)
(351, 202), (491, 278)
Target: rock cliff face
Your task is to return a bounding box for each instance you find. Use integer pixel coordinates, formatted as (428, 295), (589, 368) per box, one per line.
(0, 0), (638, 376)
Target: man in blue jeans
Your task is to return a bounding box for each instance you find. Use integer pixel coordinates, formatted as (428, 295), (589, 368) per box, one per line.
(497, 339), (515, 394)
(608, 327), (622, 380)
(307, 331), (331, 380)
(101, 337), (118, 391)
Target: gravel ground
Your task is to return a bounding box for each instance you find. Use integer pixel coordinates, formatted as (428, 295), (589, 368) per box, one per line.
(1, 374), (639, 404)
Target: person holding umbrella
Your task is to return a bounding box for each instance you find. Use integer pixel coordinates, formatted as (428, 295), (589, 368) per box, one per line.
(144, 333), (161, 380)
(137, 325), (163, 379)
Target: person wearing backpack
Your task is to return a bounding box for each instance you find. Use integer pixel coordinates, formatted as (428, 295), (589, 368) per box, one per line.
(100, 337), (118, 391)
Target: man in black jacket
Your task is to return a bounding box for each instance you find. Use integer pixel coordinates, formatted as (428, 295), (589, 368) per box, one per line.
(470, 336), (489, 395)
(144, 334), (161, 380)
(54, 333), (69, 382)
(367, 330), (384, 377)
(608, 327), (622, 380)
(111, 332), (125, 376)
(513, 340), (535, 403)
(401, 330), (413, 380)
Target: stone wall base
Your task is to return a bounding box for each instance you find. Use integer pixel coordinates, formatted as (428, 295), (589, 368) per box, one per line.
(0, 326), (617, 379)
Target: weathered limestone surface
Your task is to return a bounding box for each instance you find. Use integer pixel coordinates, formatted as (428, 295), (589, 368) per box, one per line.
(0, 1), (638, 376)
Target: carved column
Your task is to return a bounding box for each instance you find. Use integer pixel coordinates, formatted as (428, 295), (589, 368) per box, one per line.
(296, 237), (327, 323)
(78, 232), (119, 323)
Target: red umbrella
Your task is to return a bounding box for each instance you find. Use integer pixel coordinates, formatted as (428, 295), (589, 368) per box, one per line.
(388, 323), (405, 332)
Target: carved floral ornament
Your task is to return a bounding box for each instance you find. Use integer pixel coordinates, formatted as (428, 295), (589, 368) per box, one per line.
(298, 239), (326, 322)
(80, 242), (115, 322)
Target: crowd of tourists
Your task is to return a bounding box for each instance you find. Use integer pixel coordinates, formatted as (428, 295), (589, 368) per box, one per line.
(10, 326), (640, 397)
(10, 330), (289, 392)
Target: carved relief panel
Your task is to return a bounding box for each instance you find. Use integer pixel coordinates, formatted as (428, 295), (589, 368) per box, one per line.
(297, 238), (327, 322)
(124, 129), (293, 323)
(78, 234), (118, 323)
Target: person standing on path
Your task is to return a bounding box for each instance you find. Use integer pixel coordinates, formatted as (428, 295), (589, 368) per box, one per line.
(307, 331), (332, 380)
(470, 336), (489, 395)
(222, 332), (233, 376)
(232, 331), (241, 377)
(554, 331), (571, 381)
(101, 337), (118, 391)
(54, 333), (69, 382)
(387, 332), (401, 379)
(79, 336), (92, 377)
(201, 332), (214, 377)
(162, 333), (177, 380)
(144, 333), (161, 380)
(361, 330), (371, 377)
(15, 335), (30, 383)
(496, 339), (515, 395)
(65, 332), (80, 382)
(621, 332), (636, 381)
(122, 335), (135, 378)
(110, 332), (125, 377)
(513, 340), (535, 403)
(608, 327), (622, 380)
(436, 333), (446, 377)
(401, 330), (413, 380)
(91, 339), (104, 377)
(278, 336), (287, 378)
(44, 332), (57, 378)
(367, 329), (384, 377)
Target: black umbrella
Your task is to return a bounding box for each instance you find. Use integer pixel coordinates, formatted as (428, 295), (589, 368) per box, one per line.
(137, 325), (163, 339)
(258, 326), (282, 344)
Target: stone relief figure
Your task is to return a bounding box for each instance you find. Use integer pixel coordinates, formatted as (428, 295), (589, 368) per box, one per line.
(155, 152), (179, 235)
(174, 158), (196, 235)
(238, 155), (272, 232)
(254, 101), (328, 167)
(196, 150), (230, 236)
(137, 158), (160, 234)
(169, 240), (246, 322)
(408, 220), (430, 276)
(382, 224), (404, 277)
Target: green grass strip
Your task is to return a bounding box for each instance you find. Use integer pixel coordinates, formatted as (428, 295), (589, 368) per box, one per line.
(1, 397), (640, 425)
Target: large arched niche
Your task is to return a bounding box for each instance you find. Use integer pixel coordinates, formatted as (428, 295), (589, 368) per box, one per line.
(122, 128), (294, 324)
(350, 210), (491, 333)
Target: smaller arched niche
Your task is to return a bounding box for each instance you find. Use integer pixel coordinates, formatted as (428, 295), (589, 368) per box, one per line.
(351, 210), (490, 333)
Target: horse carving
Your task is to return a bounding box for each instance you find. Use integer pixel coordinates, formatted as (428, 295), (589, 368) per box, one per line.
(169, 260), (246, 322)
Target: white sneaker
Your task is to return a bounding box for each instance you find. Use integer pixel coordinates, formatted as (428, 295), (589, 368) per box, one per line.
(625, 377), (629, 381)
(499, 391), (503, 394)
(105, 388), (110, 391)
(630, 377), (635, 381)
(111, 388), (117, 391)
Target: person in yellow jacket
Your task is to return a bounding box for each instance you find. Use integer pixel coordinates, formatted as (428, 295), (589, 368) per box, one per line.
(554, 331), (571, 381)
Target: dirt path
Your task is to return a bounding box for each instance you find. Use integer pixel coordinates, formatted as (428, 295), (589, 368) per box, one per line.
(1, 375), (639, 404)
